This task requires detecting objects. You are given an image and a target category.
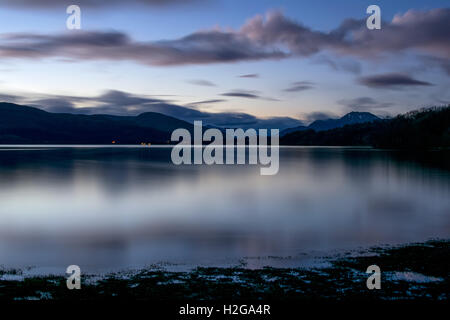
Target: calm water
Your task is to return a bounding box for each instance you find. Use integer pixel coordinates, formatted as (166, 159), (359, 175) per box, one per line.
(0, 146), (449, 272)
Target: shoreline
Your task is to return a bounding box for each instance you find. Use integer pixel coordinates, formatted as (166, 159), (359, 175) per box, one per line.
(1, 239), (448, 301)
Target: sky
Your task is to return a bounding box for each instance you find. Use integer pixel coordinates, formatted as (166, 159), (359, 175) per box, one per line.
(0, 0), (448, 129)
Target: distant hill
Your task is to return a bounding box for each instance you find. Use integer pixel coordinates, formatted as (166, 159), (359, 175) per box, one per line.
(281, 106), (450, 149)
(280, 125), (308, 136)
(281, 112), (380, 136)
(309, 112), (380, 131)
(372, 106), (450, 149)
(0, 102), (194, 144)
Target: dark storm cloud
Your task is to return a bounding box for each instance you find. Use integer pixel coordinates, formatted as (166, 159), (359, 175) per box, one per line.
(187, 79), (216, 87)
(0, 9), (447, 69)
(283, 81), (314, 92)
(186, 99), (226, 105)
(338, 97), (394, 111)
(358, 73), (433, 89)
(221, 91), (261, 99)
(238, 74), (259, 78)
(300, 111), (338, 123)
(0, 0), (200, 8)
(220, 90), (279, 101)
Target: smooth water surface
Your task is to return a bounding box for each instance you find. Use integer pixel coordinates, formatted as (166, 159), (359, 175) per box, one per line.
(0, 146), (449, 272)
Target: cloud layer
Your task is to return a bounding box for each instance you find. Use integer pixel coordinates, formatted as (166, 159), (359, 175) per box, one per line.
(221, 90), (279, 101)
(221, 90), (261, 99)
(187, 79), (217, 87)
(358, 73), (433, 89)
(0, 9), (447, 69)
(284, 81), (314, 92)
(238, 74), (259, 78)
(338, 97), (394, 111)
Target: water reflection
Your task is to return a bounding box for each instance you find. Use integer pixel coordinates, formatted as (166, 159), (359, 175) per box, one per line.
(0, 146), (448, 271)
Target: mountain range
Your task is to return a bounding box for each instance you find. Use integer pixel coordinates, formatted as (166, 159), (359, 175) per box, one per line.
(281, 106), (450, 149)
(281, 112), (380, 136)
(1, 102), (447, 149)
(0, 102), (193, 144)
(0, 102), (382, 144)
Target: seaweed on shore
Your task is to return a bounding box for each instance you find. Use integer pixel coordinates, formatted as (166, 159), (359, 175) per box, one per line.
(1, 239), (448, 301)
